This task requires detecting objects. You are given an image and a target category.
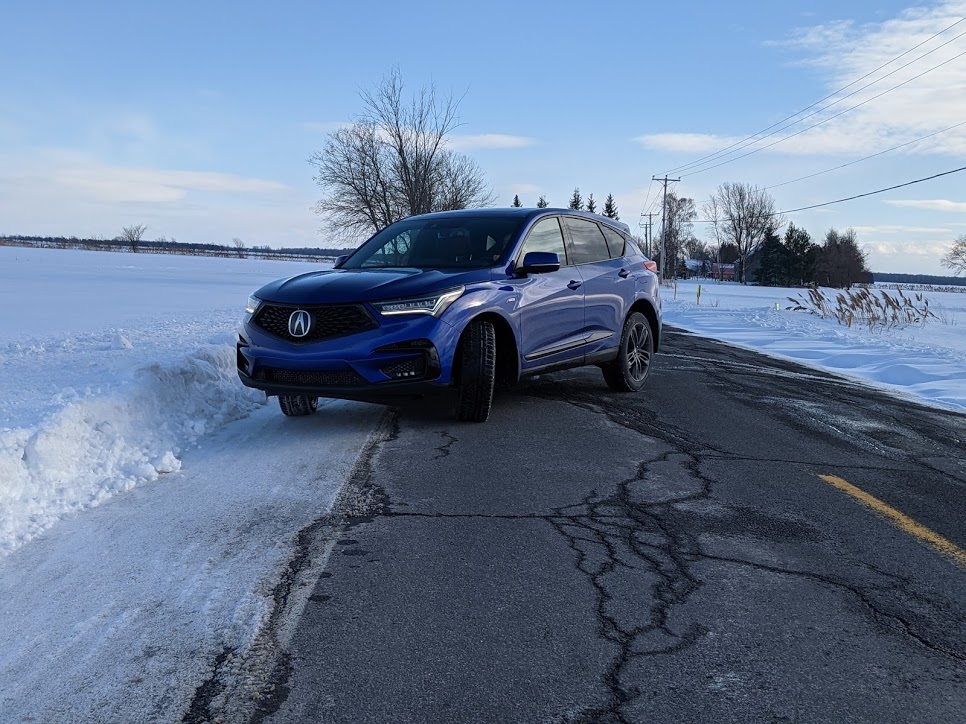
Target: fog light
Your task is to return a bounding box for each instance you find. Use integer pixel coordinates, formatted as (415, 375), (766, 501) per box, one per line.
(381, 357), (425, 380)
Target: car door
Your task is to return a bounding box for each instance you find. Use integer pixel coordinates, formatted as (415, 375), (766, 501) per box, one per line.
(511, 216), (587, 365)
(561, 217), (628, 354)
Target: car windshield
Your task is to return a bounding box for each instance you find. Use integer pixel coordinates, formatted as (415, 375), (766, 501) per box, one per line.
(341, 216), (525, 270)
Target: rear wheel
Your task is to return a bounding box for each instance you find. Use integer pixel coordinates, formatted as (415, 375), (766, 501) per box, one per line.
(278, 395), (319, 417)
(602, 312), (653, 392)
(455, 320), (496, 422)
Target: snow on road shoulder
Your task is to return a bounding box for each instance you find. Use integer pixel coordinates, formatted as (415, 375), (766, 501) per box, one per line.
(0, 246), (330, 557)
(0, 342), (265, 555)
(662, 279), (966, 413)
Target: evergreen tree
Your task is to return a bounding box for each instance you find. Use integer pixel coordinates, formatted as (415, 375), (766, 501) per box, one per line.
(815, 228), (871, 288)
(585, 193), (597, 214)
(783, 223), (817, 286)
(603, 193), (619, 219)
(568, 187), (583, 210)
(511, 194), (522, 207)
(754, 227), (791, 286)
(536, 195), (549, 208)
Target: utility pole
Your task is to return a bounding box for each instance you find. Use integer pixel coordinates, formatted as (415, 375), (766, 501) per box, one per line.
(652, 175), (680, 282)
(638, 212), (659, 259)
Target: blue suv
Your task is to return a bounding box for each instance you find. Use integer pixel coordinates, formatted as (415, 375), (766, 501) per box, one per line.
(238, 208), (661, 422)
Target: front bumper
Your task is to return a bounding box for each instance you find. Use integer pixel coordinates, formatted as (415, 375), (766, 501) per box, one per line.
(236, 311), (461, 401)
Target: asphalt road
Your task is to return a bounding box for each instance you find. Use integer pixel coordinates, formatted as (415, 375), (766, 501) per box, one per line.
(212, 327), (966, 724)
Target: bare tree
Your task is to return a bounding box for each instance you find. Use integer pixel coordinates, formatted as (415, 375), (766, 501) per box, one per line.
(706, 182), (783, 283)
(121, 224), (147, 253)
(702, 195), (726, 280)
(232, 237), (247, 259)
(309, 68), (494, 239)
(661, 191), (697, 278)
(941, 234), (966, 276)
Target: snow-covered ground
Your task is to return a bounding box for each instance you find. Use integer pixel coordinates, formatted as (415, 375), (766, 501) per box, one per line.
(1, 246), (964, 720)
(661, 278), (966, 413)
(0, 246), (385, 721)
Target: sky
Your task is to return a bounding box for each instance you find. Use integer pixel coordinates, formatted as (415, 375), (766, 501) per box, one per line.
(2, 0), (965, 275)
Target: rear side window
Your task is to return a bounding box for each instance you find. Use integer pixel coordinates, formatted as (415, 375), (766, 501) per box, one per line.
(519, 217), (568, 264)
(623, 235), (645, 257)
(601, 226), (626, 259)
(563, 218), (610, 265)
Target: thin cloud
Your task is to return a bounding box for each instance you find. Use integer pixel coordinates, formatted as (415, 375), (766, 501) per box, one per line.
(447, 134), (535, 150)
(884, 198), (966, 212)
(644, 1), (966, 159)
(851, 223), (953, 234)
(1, 151), (291, 206)
(634, 133), (745, 153)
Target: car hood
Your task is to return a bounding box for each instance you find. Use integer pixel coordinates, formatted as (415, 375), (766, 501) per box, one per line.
(255, 267), (496, 305)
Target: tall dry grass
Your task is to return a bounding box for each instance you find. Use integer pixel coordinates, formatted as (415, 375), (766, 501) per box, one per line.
(787, 287), (938, 332)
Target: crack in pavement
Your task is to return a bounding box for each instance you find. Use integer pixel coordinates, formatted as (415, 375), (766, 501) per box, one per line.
(516, 375), (966, 722)
(432, 431), (459, 460)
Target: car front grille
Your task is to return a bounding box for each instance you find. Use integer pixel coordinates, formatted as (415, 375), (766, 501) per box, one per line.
(254, 366), (367, 387)
(253, 304), (377, 343)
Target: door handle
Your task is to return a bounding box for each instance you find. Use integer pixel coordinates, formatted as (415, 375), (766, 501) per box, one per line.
(618, 268), (630, 278)
(567, 280), (582, 290)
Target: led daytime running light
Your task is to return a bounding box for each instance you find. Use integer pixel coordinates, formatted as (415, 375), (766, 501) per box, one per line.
(373, 286), (464, 317)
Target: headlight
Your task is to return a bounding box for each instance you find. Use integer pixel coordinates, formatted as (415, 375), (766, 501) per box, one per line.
(246, 295), (262, 315)
(371, 286), (464, 317)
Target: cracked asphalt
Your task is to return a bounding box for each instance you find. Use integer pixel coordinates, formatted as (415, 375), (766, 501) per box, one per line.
(252, 327), (966, 724)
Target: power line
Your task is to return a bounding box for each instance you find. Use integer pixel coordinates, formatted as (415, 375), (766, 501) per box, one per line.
(763, 120), (966, 191)
(674, 27), (966, 176)
(690, 164), (966, 223)
(772, 164), (966, 215)
(680, 47), (966, 178)
(661, 15), (966, 175)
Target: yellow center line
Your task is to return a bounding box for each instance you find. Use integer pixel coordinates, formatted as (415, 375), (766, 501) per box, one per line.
(819, 474), (966, 570)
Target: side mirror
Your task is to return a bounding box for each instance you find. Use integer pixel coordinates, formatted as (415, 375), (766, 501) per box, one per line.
(519, 251), (560, 275)
(334, 255), (349, 268)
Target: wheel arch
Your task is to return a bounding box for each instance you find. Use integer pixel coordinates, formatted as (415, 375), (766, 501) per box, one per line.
(453, 311), (520, 386)
(628, 299), (661, 352)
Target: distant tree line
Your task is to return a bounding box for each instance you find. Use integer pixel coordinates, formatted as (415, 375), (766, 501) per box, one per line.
(0, 234), (352, 261)
(872, 272), (966, 287)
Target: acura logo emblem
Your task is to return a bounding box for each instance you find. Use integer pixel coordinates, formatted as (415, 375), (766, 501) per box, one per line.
(288, 310), (312, 338)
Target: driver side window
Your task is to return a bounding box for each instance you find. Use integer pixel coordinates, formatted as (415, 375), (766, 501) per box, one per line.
(519, 217), (567, 265)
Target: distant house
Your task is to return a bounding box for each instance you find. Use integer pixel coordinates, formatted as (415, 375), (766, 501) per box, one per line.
(711, 263), (736, 281)
(684, 259), (711, 277)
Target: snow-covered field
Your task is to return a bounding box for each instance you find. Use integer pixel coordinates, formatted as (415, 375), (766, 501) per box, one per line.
(1, 246), (963, 720)
(661, 279), (966, 413)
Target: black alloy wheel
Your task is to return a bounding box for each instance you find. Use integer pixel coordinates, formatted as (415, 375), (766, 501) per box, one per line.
(602, 312), (653, 392)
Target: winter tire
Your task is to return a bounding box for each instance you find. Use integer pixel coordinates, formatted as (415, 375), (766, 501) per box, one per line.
(278, 394), (319, 417)
(602, 312), (653, 392)
(455, 319), (496, 422)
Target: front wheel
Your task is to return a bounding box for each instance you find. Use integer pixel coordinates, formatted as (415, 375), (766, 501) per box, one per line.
(601, 312), (654, 392)
(278, 395), (319, 417)
(455, 319), (496, 422)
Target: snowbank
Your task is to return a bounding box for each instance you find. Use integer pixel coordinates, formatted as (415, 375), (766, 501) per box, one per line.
(0, 344), (265, 555)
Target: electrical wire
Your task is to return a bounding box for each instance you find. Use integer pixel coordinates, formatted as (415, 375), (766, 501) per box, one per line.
(763, 120), (966, 190)
(680, 47), (966, 177)
(690, 164), (966, 223)
(661, 15), (966, 175)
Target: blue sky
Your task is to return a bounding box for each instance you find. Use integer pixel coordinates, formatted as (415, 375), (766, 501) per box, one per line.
(2, 0), (965, 274)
